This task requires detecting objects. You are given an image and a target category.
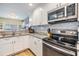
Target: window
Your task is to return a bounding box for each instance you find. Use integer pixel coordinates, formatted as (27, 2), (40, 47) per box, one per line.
(4, 24), (17, 31)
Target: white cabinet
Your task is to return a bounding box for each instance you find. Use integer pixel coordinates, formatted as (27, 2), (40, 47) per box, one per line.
(11, 37), (23, 53)
(31, 8), (48, 25)
(21, 35), (29, 49)
(32, 8), (41, 25)
(29, 35), (35, 53)
(0, 39), (7, 56)
(36, 38), (42, 56)
(12, 36), (29, 53)
(29, 35), (43, 56)
(40, 9), (48, 25)
(0, 38), (13, 56)
(0, 35), (42, 56)
(0, 35), (29, 56)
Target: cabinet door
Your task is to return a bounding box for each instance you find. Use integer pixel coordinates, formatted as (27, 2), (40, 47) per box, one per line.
(0, 39), (5, 56)
(29, 35), (34, 51)
(29, 36), (37, 54)
(32, 8), (44, 25)
(33, 38), (43, 56)
(40, 10), (48, 25)
(36, 38), (43, 56)
(7, 38), (14, 55)
(32, 37), (39, 56)
(12, 37), (23, 53)
(0, 38), (13, 56)
(21, 36), (29, 49)
(29, 36), (43, 56)
(12, 36), (29, 54)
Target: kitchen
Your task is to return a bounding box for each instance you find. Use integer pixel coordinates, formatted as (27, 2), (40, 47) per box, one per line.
(0, 3), (78, 56)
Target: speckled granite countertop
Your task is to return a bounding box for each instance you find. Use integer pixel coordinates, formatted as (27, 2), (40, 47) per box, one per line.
(0, 32), (47, 39)
(29, 33), (47, 39)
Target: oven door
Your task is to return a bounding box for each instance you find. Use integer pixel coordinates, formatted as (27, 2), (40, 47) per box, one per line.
(43, 41), (76, 56)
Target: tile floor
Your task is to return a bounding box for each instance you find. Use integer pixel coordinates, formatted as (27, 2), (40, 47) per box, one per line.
(15, 49), (34, 56)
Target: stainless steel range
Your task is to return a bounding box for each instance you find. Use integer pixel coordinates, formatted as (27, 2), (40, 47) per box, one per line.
(43, 30), (78, 56)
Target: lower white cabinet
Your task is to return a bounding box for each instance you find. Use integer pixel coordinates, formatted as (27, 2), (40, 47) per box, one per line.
(36, 38), (43, 56)
(21, 35), (29, 49)
(0, 38), (13, 56)
(11, 37), (23, 53)
(0, 35), (43, 56)
(29, 35), (43, 56)
(11, 36), (29, 54)
(0, 35), (29, 56)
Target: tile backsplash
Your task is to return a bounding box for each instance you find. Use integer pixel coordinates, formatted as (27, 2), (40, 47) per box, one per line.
(50, 22), (78, 30)
(31, 21), (78, 34)
(31, 24), (49, 33)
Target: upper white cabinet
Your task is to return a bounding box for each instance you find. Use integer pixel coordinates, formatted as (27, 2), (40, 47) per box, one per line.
(31, 8), (48, 25)
(32, 8), (41, 25)
(41, 9), (48, 25)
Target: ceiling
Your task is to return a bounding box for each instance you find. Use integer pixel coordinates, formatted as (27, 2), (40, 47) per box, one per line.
(0, 3), (47, 20)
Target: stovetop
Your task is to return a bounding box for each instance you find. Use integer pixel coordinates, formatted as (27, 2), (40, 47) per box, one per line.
(43, 37), (77, 50)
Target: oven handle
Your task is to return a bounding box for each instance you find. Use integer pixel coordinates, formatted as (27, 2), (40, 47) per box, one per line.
(43, 41), (75, 56)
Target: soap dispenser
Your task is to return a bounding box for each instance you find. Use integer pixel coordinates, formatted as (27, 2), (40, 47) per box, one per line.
(47, 28), (52, 39)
